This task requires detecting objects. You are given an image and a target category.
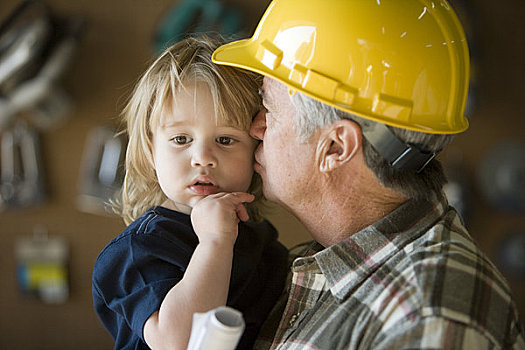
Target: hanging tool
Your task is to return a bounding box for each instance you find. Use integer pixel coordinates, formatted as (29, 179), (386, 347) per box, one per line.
(77, 125), (126, 216)
(0, 0), (85, 130)
(154, 0), (243, 54)
(16, 225), (69, 304)
(478, 140), (525, 212)
(0, 121), (46, 210)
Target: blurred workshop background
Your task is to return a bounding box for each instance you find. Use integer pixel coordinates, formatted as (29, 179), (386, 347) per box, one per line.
(0, 0), (523, 349)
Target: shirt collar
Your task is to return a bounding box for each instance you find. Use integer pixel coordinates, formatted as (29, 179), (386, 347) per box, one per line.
(306, 193), (448, 301)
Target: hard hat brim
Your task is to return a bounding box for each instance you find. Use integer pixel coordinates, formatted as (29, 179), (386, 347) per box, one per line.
(212, 39), (469, 135)
(212, 39), (279, 84)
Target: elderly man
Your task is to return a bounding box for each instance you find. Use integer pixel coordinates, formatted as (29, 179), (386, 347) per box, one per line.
(213, 0), (525, 349)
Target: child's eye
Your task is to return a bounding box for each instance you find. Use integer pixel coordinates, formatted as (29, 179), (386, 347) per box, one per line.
(172, 135), (192, 145)
(216, 136), (236, 145)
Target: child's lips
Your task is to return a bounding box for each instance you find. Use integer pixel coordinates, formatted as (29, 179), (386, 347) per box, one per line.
(190, 175), (219, 195)
(189, 184), (219, 195)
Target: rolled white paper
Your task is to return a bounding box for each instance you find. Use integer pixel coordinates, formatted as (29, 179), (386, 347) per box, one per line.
(187, 306), (245, 350)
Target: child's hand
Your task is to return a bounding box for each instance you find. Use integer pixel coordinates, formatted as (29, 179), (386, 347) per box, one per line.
(191, 192), (255, 246)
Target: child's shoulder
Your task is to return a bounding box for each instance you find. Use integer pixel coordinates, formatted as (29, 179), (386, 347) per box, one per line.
(109, 208), (159, 244)
(96, 207), (194, 260)
(122, 206), (192, 237)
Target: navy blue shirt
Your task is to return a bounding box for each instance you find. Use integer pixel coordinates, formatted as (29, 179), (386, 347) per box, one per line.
(92, 206), (288, 350)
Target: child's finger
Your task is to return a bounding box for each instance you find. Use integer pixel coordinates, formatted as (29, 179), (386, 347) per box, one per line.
(236, 203), (250, 222)
(228, 192), (255, 204)
(227, 193), (253, 222)
(204, 192), (229, 199)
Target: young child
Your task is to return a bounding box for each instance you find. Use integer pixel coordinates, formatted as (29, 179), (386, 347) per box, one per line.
(92, 35), (288, 350)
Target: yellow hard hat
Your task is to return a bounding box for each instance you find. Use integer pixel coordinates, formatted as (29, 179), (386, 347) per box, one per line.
(213, 0), (470, 134)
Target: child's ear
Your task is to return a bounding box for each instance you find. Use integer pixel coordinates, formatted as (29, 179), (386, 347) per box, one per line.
(318, 119), (362, 173)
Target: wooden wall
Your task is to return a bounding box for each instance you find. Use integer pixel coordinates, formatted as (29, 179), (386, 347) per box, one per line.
(0, 0), (523, 349)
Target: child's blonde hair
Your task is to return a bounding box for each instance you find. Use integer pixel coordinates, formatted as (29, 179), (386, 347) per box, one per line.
(116, 35), (263, 225)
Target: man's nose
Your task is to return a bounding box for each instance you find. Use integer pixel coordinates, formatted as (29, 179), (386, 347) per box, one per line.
(250, 110), (267, 141)
(191, 144), (217, 168)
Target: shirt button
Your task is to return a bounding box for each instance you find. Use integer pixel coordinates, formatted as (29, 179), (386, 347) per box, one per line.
(289, 313), (300, 326)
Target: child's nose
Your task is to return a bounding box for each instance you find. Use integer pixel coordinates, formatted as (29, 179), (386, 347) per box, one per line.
(191, 144), (217, 168)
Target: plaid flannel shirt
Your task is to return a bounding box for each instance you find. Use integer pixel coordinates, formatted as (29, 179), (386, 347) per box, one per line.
(254, 194), (525, 349)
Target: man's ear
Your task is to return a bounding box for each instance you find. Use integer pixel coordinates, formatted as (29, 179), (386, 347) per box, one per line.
(318, 119), (362, 173)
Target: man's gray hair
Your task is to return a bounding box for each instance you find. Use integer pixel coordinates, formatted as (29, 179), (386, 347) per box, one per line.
(290, 92), (455, 199)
